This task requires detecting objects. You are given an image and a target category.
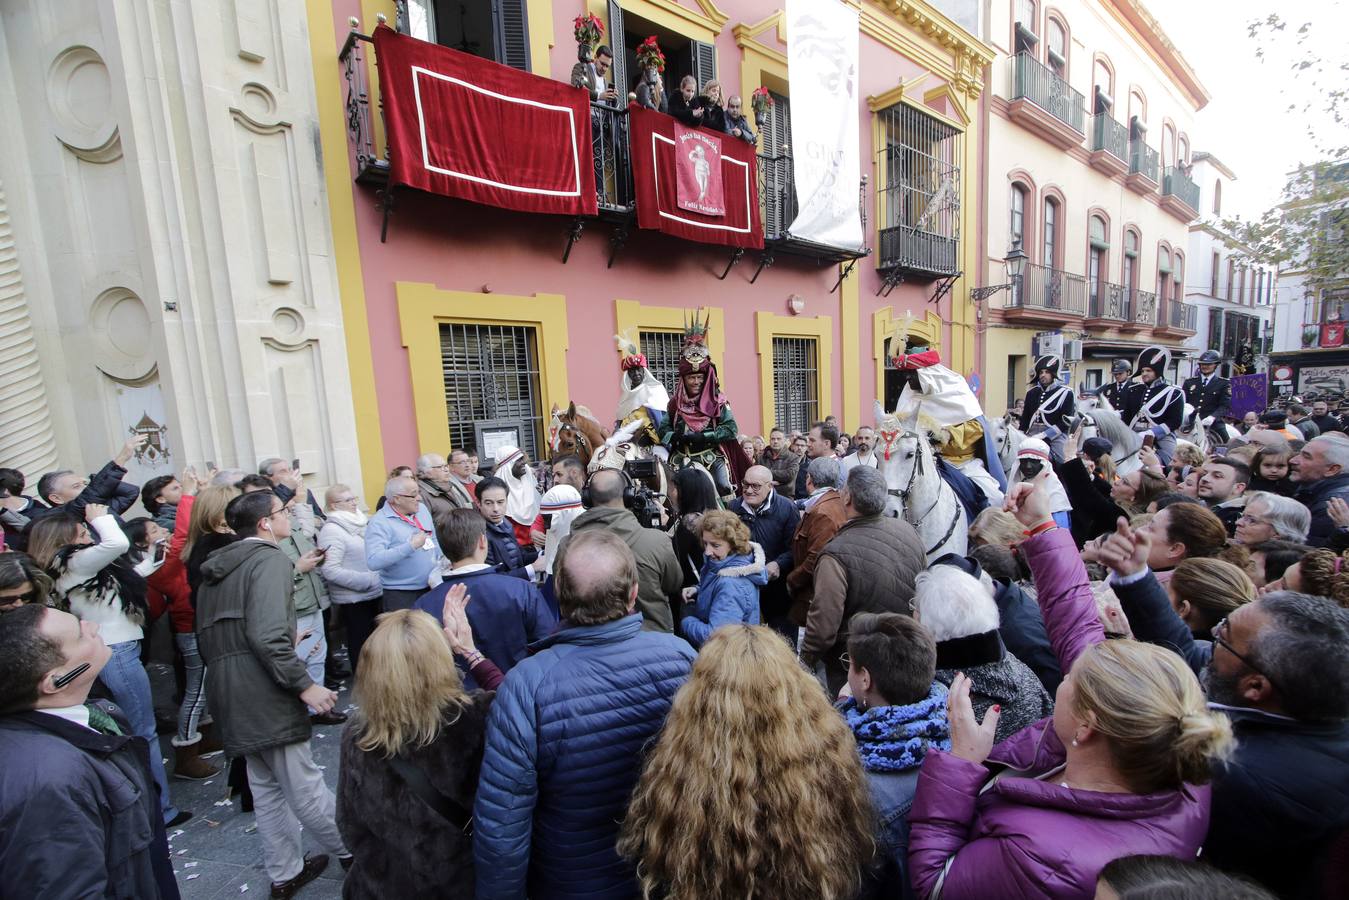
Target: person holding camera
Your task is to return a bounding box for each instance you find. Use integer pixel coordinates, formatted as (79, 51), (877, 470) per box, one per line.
(560, 468), (681, 633)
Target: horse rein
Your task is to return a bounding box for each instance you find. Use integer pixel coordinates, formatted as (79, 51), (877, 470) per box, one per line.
(881, 428), (963, 554)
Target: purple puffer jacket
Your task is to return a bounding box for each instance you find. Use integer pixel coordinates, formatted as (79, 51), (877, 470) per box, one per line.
(907, 528), (1212, 899)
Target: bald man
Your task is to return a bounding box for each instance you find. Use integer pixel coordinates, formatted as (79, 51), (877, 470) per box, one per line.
(730, 464), (800, 643)
(474, 531), (695, 899)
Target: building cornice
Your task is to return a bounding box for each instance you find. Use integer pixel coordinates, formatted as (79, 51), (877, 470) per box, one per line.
(1102, 0), (1210, 111)
(867, 0), (996, 98)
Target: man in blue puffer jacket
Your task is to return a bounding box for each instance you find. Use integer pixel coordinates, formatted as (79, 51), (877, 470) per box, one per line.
(474, 531), (696, 900)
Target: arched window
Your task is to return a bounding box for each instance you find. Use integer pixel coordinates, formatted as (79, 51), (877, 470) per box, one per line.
(1010, 183), (1028, 250)
(1213, 179), (1222, 215)
(1178, 134), (1190, 166)
(1173, 252), (1184, 306)
(1123, 228), (1140, 294)
(1043, 197), (1060, 268)
(1014, 0), (1039, 56)
(1129, 88), (1147, 130)
(1089, 214), (1109, 311)
(1092, 57), (1114, 113)
(1161, 123), (1175, 170)
(1046, 17), (1067, 78)
(1158, 245), (1173, 301)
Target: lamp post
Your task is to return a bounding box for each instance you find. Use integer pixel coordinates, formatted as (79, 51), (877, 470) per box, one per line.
(970, 244), (1029, 301)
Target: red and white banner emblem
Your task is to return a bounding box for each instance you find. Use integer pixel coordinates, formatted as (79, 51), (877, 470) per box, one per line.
(674, 123), (725, 217)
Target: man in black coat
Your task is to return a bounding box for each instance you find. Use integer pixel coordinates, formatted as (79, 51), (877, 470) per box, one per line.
(1181, 349), (1232, 442)
(29, 433), (147, 526)
(731, 465), (799, 644)
(1097, 359), (1133, 411)
(0, 605), (180, 899)
(1310, 398), (1344, 435)
(1122, 345), (1185, 466)
(1019, 354), (1075, 462)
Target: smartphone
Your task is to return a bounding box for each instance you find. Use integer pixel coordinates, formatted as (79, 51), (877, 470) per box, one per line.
(153, 539), (167, 563)
(1214, 446), (1228, 457)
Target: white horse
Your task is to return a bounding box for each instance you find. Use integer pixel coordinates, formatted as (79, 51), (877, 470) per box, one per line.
(1079, 407), (1145, 478)
(1176, 403), (1211, 456)
(875, 404), (968, 563)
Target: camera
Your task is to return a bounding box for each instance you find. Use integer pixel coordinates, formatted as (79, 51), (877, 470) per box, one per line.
(622, 459), (665, 529)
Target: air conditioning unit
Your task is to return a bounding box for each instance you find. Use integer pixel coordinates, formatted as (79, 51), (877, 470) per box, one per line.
(1064, 339), (1083, 362)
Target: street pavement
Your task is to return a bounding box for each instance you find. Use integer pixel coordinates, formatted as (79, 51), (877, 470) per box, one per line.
(151, 657), (351, 900)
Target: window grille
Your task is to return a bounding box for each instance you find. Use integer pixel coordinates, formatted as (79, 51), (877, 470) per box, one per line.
(772, 337), (819, 435)
(638, 330), (684, 398)
(877, 103), (961, 276)
(440, 323), (542, 459)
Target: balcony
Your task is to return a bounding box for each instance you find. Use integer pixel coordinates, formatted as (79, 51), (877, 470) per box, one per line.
(1087, 281), (1132, 327)
(1161, 166), (1201, 220)
(1002, 262), (1087, 325)
(1005, 53), (1086, 150)
(1088, 115), (1129, 178)
(1126, 139), (1159, 194)
(757, 152), (869, 265)
(1129, 288), (1159, 330)
(1156, 297), (1198, 337)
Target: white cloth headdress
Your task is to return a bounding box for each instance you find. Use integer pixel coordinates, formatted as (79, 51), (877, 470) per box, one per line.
(493, 445), (541, 526)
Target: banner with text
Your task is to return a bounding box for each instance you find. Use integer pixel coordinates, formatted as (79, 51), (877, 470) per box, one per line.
(674, 122), (726, 216)
(1230, 374), (1269, 419)
(785, 0), (863, 249)
(372, 26), (596, 216)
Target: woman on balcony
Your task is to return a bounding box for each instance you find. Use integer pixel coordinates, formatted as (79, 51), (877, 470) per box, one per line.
(700, 79), (729, 134)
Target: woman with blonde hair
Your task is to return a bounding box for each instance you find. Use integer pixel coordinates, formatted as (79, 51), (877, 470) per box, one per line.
(182, 484), (241, 598)
(338, 592), (503, 898)
(700, 78), (728, 132)
(1167, 557), (1256, 639)
(908, 473), (1234, 899)
(968, 507), (1023, 547)
(678, 509), (766, 647)
(619, 625), (875, 900)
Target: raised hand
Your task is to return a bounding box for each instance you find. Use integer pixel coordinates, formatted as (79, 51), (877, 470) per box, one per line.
(85, 503), (109, 523)
(441, 583), (477, 656)
(1094, 517), (1151, 578)
(946, 672), (1000, 764)
(1329, 496), (1349, 530)
(1003, 469), (1054, 529)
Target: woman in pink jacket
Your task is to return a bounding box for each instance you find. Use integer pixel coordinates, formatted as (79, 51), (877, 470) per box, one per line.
(907, 473), (1235, 899)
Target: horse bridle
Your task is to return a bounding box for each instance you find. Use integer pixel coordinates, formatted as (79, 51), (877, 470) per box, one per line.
(880, 428), (963, 555)
(558, 422), (592, 458)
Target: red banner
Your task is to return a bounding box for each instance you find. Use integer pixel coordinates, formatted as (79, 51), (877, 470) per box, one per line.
(371, 26), (596, 217)
(1322, 323), (1346, 348)
(629, 105), (763, 249)
(674, 123), (725, 216)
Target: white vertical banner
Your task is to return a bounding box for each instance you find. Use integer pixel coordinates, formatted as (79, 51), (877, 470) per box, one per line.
(785, 0), (863, 249)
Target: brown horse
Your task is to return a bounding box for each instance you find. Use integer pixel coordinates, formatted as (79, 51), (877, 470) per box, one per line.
(549, 402), (610, 466)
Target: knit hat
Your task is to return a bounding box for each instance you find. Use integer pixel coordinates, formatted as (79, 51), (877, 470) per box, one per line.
(1081, 436), (1113, 461)
(1259, 410), (1288, 426)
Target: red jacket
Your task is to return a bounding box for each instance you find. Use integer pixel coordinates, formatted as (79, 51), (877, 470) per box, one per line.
(146, 495), (195, 634)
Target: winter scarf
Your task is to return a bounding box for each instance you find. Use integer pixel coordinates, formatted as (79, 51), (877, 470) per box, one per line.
(840, 682), (951, 773)
(153, 503), (178, 532)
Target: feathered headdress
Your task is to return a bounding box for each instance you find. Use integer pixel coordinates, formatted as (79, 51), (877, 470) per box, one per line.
(615, 331), (647, 371)
(680, 309), (712, 371)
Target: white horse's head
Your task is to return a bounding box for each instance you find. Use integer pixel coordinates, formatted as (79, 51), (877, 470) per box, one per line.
(588, 419), (644, 473)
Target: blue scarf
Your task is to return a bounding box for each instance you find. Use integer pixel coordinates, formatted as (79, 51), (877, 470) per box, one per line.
(840, 683), (952, 773)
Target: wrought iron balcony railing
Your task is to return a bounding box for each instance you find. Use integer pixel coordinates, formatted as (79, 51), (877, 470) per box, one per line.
(1091, 114), (1129, 162)
(1129, 139), (1159, 182)
(1164, 297), (1198, 330)
(1008, 52), (1086, 133)
(590, 102), (633, 212)
(1163, 166), (1201, 211)
(1090, 281), (1133, 321)
(1133, 288), (1158, 325)
(1007, 262), (1087, 315)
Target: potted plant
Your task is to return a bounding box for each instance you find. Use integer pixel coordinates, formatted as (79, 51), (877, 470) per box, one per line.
(573, 13), (604, 62)
(751, 86), (773, 128)
(635, 36), (666, 84)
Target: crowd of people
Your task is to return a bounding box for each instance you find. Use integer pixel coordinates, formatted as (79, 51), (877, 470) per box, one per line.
(1, 338), (1348, 900)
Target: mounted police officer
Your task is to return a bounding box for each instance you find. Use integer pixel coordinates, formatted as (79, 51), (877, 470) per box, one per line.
(1182, 349), (1232, 442)
(1098, 359), (1133, 410)
(1019, 354), (1076, 462)
(1122, 345), (1185, 466)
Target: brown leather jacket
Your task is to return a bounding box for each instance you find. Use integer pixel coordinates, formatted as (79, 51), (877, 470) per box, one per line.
(786, 489), (847, 625)
(758, 448), (801, 494)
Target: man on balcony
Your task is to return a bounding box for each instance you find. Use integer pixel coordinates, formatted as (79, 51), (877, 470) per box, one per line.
(570, 45), (618, 105)
(1019, 355), (1076, 463)
(1097, 359), (1133, 411)
(1122, 345), (1185, 467)
(1182, 349), (1232, 442)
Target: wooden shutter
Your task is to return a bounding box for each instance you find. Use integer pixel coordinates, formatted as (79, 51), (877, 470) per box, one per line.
(766, 90), (791, 155)
(691, 40), (716, 89)
(492, 0), (531, 71)
(607, 0), (628, 100)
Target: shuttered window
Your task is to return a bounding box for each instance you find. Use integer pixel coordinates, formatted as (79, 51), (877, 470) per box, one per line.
(492, 0), (531, 71)
(877, 102), (962, 276)
(760, 90), (794, 237)
(440, 323), (542, 458)
(772, 337), (819, 435)
(639, 330), (684, 398)
(691, 40), (716, 89)
(412, 1), (529, 71)
(606, 0), (628, 105)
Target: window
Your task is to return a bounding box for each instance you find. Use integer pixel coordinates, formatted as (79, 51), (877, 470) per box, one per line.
(1092, 57), (1114, 109)
(1123, 228), (1139, 292)
(1211, 251), (1220, 296)
(1014, 0), (1039, 56)
(1010, 183), (1028, 249)
(772, 337), (819, 434)
(761, 89), (794, 237)
(1178, 135), (1189, 166)
(639, 330), (684, 398)
(1238, 266), (1247, 305)
(405, 0), (530, 70)
(1158, 247), (1172, 301)
(1046, 18), (1066, 78)
(440, 323), (542, 459)
(1128, 89), (1146, 128)
(1213, 179), (1222, 215)
(878, 103), (962, 276)
(1085, 369), (1103, 391)
(1161, 123), (1175, 170)
(1042, 197), (1059, 268)
(1173, 252), (1184, 306)
(609, 5), (716, 113)
(1226, 258), (1235, 300)
(1208, 308), (1223, 351)
(1089, 215), (1108, 310)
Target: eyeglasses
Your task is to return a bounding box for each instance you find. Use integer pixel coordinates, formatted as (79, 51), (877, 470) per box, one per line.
(1236, 512), (1272, 526)
(0, 588), (37, 607)
(394, 492), (421, 501)
(1211, 617), (1281, 694)
(741, 481), (770, 490)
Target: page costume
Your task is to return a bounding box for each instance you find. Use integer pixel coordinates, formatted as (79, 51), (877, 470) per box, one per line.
(657, 314), (747, 498)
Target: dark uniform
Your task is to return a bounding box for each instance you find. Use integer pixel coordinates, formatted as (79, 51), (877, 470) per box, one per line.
(1099, 378), (1133, 411)
(1124, 346), (1185, 466)
(1182, 372), (1232, 441)
(1312, 413), (1344, 434)
(1020, 354), (1075, 462)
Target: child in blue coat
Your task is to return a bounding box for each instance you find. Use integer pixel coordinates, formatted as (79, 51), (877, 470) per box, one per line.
(680, 510), (768, 648)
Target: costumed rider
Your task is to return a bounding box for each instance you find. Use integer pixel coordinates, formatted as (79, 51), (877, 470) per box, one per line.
(1019, 354), (1077, 463)
(491, 445), (545, 549)
(1182, 349), (1232, 442)
(889, 329), (1008, 510)
(1097, 359), (1133, 410)
(613, 332), (670, 453)
(1014, 437), (1072, 531)
(658, 312), (748, 500)
(1122, 345), (1185, 467)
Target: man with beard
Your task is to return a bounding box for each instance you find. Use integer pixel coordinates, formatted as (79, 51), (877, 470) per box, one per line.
(613, 333), (669, 448)
(838, 426), (878, 474)
(658, 313), (746, 499)
(1094, 517), (1349, 899)
(1122, 345), (1185, 467)
(1019, 354), (1076, 463)
(491, 445), (545, 553)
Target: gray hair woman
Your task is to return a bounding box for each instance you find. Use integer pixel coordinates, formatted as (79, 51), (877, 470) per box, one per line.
(1235, 491), (1311, 545)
